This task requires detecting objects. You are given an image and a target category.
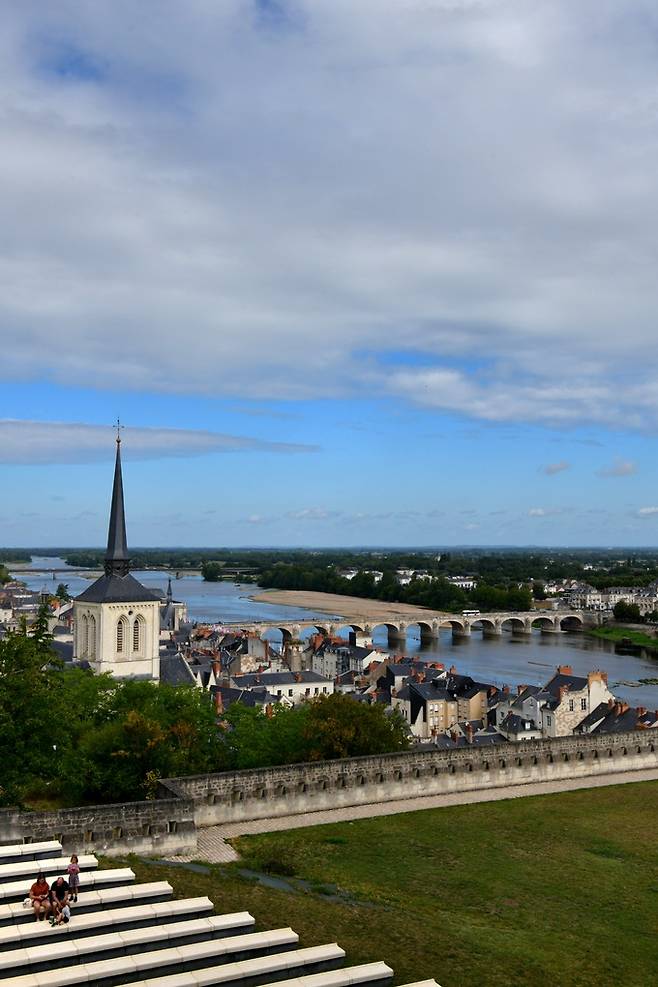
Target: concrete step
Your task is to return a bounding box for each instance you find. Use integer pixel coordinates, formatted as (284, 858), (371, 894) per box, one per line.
(2, 940), (346, 986)
(0, 897), (241, 950)
(0, 880), (168, 927)
(0, 922), (298, 977)
(261, 962), (395, 987)
(0, 843), (62, 865)
(0, 854), (97, 884)
(0, 866), (135, 904)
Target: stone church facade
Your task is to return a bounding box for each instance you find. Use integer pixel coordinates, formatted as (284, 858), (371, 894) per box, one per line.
(73, 434), (161, 679)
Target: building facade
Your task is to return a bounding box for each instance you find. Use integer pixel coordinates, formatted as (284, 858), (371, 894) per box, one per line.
(73, 435), (161, 679)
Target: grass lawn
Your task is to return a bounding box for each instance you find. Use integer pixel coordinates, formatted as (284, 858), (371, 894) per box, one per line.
(117, 780), (658, 987)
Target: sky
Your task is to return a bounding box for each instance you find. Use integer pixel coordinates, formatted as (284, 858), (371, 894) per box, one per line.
(3, 0), (658, 548)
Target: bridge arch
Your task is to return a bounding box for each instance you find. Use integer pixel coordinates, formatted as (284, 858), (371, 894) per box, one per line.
(500, 615), (528, 634)
(370, 621), (407, 645)
(472, 615), (498, 633)
(532, 615), (558, 631)
(406, 620), (441, 643)
(261, 625), (295, 648)
(298, 623), (331, 639)
(559, 614), (584, 631)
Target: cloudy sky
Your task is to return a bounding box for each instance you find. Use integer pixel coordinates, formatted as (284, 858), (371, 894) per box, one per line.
(3, 0), (658, 547)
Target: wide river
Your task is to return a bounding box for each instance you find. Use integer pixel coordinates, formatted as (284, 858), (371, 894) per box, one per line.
(16, 557), (658, 707)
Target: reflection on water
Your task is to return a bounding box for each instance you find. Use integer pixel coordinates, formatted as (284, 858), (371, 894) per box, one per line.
(15, 557), (658, 707)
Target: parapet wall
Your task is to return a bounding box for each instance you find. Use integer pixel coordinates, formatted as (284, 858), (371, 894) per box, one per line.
(3, 732), (656, 856)
(160, 730), (658, 827)
(0, 795), (196, 858)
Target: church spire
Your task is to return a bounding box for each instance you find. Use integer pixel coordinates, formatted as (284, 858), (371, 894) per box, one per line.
(104, 429), (130, 577)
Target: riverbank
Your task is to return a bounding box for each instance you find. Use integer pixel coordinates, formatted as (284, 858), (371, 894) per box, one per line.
(250, 588), (436, 619)
(589, 624), (658, 651)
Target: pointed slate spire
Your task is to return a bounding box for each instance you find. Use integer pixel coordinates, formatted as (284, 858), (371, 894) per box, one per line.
(104, 432), (130, 578)
(166, 577), (173, 602)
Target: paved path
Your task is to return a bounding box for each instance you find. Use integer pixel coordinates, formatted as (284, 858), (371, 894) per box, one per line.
(167, 767), (658, 864)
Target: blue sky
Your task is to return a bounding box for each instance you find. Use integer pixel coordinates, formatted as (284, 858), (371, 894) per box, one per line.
(3, 1), (658, 547)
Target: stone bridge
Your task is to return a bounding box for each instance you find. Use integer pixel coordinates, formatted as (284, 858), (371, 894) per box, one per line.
(227, 610), (595, 646)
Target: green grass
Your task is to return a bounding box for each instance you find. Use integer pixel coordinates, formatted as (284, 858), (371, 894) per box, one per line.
(115, 781), (658, 987)
(590, 625), (658, 648)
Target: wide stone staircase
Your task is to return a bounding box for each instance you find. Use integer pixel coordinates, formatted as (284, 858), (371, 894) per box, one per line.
(0, 839), (439, 987)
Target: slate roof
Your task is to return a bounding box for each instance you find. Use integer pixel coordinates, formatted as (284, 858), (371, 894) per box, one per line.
(75, 572), (161, 605)
(211, 685), (278, 709)
(159, 652), (196, 687)
(500, 712), (537, 734)
(575, 701), (657, 734)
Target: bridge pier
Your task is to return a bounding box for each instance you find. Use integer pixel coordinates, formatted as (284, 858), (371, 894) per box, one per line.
(419, 627), (441, 644)
(482, 625), (503, 637)
(452, 624), (471, 638)
(386, 626), (408, 646)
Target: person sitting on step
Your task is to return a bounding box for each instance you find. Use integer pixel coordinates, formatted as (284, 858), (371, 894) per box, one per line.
(49, 876), (70, 923)
(29, 873), (52, 922)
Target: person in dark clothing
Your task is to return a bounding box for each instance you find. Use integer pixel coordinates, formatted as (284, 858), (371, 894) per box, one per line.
(49, 876), (70, 921)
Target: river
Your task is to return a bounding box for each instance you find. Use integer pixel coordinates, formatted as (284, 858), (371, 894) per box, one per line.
(15, 557), (658, 707)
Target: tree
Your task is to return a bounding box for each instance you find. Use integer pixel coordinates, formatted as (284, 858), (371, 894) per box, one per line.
(55, 583), (70, 602)
(613, 600), (642, 623)
(304, 693), (409, 761)
(532, 581), (546, 600)
(201, 561), (223, 582)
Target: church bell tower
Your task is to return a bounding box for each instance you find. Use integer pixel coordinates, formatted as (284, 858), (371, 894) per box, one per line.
(73, 432), (161, 679)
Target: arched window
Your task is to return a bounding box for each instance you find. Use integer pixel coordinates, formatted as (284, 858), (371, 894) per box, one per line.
(116, 617), (127, 653)
(88, 615), (96, 659)
(132, 617), (143, 653)
(81, 614), (88, 657)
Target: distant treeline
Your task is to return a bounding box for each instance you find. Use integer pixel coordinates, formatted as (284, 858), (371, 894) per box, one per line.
(5, 547), (658, 593)
(258, 564), (533, 613)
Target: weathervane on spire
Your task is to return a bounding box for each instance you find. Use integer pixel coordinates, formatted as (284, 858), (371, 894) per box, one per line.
(115, 417), (124, 444)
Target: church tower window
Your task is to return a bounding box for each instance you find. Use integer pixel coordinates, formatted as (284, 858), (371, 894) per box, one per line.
(81, 614), (88, 657)
(132, 617), (142, 653)
(88, 615), (96, 658)
(117, 616), (127, 653)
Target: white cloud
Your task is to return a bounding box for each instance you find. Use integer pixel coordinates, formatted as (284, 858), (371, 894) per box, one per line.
(637, 506), (658, 517)
(2, 4), (658, 426)
(597, 459), (637, 478)
(542, 461), (570, 476)
(528, 507), (562, 517)
(0, 419), (317, 464)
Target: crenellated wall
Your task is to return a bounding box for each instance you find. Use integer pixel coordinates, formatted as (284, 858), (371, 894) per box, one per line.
(159, 730), (658, 827)
(2, 732), (655, 856)
(0, 795), (196, 857)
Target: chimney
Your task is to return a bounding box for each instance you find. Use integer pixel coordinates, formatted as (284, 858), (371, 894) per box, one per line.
(503, 685), (510, 694)
(465, 722), (474, 744)
(449, 665), (457, 675)
(517, 684), (529, 695)
(265, 703), (274, 718)
(559, 685), (570, 703)
(212, 660), (220, 679)
(637, 706), (646, 716)
(214, 690), (224, 714)
(557, 665), (573, 676)
(588, 670), (608, 687)
(294, 672), (302, 682)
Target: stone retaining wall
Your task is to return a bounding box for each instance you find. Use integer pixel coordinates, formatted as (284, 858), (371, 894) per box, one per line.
(0, 795), (196, 857)
(159, 730), (658, 827)
(2, 732), (656, 855)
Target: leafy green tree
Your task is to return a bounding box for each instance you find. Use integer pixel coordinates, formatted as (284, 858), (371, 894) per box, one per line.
(304, 693), (409, 760)
(613, 600), (642, 623)
(201, 561), (224, 582)
(532, 581), (546, 600)
(55, 583), (71, 602)
(0, 618), (66, 805)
